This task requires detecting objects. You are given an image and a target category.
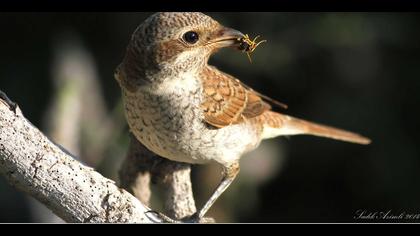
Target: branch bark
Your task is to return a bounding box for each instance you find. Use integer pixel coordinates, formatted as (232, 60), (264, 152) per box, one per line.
(156, 160), (197, 219)
(118, 136), (154, 206)
(0, 96), (156, 223)
(119, 135), (197, 220)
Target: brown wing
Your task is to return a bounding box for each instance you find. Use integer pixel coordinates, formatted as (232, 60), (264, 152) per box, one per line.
(200, 66), (270, 128)
(242, 92), (271, 117)
(237, 80), (288, 110)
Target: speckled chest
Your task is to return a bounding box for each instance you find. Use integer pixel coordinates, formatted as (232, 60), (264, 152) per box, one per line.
(122, 74), (261, 165)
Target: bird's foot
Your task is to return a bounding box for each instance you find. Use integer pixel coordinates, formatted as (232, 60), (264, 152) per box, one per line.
(0, 90), (17, 113)
(145, 210), (214, 223)
(181, 212), (215, 223)
(145, 210), (180, 223)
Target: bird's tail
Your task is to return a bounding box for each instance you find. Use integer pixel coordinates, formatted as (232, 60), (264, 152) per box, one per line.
(260, 111), (371, 145)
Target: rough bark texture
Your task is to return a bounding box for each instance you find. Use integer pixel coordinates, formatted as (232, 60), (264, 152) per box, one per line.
(119, 136), (154, 206)
(0, 98), (155, 223)
(119, 135), (197, 220)
(158, 161), (197, 219)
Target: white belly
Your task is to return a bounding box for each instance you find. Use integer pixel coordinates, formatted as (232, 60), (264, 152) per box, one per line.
(122, 76), (261, 166)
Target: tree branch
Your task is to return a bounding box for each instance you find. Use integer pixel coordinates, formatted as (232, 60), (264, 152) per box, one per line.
(119, 135), (197, 220)
(0, 95), (157, 223)
(156, 161), (197, 219)
(119, 136), (154, 206)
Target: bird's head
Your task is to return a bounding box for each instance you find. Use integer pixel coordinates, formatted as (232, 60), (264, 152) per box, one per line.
(120, 12), (244, 84)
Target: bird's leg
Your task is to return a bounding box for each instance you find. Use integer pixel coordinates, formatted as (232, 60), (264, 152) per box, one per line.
(190, 162), (240, 222)
(0, 90), (17, 113)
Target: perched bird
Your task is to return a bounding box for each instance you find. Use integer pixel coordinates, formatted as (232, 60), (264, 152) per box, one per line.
(115, 12), (371, 222)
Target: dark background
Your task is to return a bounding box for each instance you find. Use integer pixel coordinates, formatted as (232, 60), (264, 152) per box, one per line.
(0, 12), (419, 223)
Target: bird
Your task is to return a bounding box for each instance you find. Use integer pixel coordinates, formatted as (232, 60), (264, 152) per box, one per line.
(115, 12), (371, 222)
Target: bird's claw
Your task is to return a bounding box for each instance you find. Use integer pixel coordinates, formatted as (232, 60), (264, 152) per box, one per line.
(144, 210), (214, 223)
(181, 212), (200, 223)
(145, 210), (181, 223)
(0, 90), (17, 113)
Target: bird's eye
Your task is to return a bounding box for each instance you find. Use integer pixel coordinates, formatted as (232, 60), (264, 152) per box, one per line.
(183, 31), (199, 44)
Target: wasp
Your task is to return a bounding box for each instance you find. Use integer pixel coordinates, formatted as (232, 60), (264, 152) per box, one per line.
(237, 34), (267, 63)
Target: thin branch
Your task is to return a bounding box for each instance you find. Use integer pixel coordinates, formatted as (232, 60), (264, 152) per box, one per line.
(0, 95), (157, 223)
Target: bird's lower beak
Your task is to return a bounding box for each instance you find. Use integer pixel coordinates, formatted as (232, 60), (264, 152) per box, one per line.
(207, 27), (244, 48)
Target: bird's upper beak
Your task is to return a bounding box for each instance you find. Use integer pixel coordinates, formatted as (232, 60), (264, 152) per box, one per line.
(207, 27), (244, 49)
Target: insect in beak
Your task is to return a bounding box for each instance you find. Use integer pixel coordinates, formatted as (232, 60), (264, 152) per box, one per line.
(237, 34), (267, 63)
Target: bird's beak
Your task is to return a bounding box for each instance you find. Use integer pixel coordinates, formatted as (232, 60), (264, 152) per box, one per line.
(207, 27), (244, 49)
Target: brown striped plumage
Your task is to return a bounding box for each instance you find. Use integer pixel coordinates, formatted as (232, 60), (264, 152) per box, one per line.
(116, 12), (371, 222)
(200, 66), (270, 128)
